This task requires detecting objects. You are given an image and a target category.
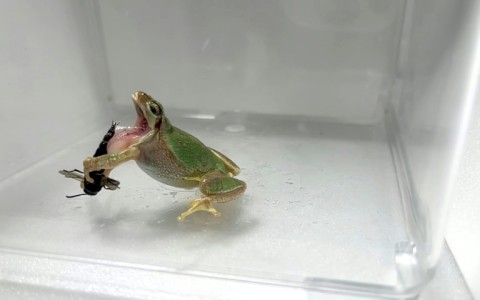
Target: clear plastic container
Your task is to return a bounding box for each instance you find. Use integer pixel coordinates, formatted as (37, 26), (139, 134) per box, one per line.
(0, 0), (477, 298)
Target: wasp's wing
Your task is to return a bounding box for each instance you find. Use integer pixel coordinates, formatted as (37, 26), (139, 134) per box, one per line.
(60, 169), (120, 192)
(104, 177), (121, 190)
(59, 169), (85, 182)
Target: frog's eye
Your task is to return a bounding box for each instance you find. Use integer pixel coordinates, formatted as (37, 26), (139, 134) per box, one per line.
(148, 102), (162, 116)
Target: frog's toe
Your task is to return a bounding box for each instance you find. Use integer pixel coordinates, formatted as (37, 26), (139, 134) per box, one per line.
(211, 210), (221, 217)
(188, 198), (202, 208)
(177, 197), (220, 221)
(84, 172), (94, 183)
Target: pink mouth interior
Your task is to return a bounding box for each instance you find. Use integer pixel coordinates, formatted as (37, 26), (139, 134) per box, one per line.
(107, 108), (150, 154)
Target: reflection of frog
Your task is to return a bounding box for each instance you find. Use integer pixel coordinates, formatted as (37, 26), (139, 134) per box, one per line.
(83, 91), (246, 221)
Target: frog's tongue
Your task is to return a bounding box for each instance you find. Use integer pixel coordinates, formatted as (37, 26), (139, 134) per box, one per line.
(106, 114), (149, 154)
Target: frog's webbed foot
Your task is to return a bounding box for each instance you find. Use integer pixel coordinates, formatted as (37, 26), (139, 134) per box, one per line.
(177, 170), (246, 221)
(177, 197), (220, 221)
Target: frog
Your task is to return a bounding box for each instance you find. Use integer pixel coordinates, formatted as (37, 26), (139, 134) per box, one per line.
(82, 91), (246, 221)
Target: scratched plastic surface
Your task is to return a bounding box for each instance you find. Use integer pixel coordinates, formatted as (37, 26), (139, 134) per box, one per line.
(0, 109), (405, 286)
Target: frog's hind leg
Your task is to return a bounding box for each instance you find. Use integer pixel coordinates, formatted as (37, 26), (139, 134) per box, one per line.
(177, 171), (246, 221)
(209, 148), (241, 176)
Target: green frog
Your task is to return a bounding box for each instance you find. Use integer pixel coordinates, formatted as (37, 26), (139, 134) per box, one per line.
(83, 91), (246, 221)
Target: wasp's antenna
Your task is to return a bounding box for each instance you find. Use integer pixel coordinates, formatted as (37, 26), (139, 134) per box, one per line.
(66, 193), (88, 198)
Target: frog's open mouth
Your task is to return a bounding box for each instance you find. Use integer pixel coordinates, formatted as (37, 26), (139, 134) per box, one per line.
(133, 101), (149, 133)
(106, 102), (150, 154)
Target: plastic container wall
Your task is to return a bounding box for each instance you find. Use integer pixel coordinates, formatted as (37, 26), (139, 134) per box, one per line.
(0, 0), (476, 298)
(390, 0), (480, 272)
(98, 0), (405, 123)
(0, 0), (111, 181)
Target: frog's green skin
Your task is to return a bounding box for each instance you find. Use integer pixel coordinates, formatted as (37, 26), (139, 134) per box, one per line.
(83, 91), (246, 221)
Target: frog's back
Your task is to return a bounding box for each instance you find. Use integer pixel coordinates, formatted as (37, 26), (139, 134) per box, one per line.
(166, 126), (229, 176)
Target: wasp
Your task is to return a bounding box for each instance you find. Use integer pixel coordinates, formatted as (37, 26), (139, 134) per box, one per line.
(59, 122), (120, 198)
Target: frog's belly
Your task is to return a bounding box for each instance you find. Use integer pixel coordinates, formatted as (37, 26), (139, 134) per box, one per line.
(135, 149), (199, 189)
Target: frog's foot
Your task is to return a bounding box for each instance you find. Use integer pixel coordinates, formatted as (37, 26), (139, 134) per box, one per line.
(83, 147), (140, 183)
(177, 171), (246, 221)
(188, 198), (202, 208)
(82, 157), (95, 183)
(177, 197), (220, 221)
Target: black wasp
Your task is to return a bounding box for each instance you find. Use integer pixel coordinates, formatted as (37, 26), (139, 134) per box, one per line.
(59, 121), (120, 198)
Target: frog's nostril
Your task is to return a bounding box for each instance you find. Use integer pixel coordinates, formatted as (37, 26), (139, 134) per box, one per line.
(133, 91), (146, 99)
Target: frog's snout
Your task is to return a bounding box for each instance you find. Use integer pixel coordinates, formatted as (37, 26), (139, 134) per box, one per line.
(132, 91), (153, 107)
(132, 91), (145, 101)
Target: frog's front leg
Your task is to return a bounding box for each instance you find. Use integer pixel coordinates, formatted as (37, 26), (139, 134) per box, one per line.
(177, 171), (247, 221)
(83, 147), (140, 183)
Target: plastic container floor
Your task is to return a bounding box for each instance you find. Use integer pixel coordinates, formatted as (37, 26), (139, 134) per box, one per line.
(0, 108), (407, 290)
